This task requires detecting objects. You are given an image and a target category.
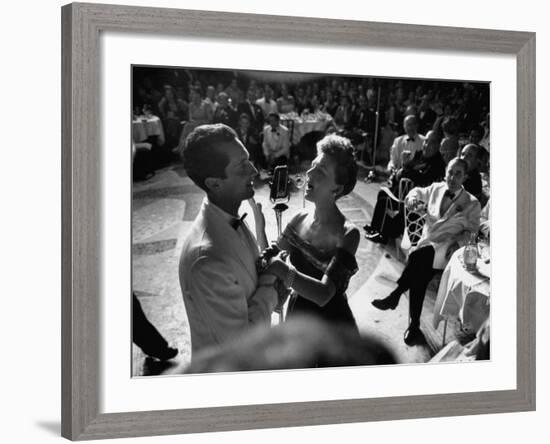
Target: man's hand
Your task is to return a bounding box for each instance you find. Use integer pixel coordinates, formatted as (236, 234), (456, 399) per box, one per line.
(248, 197), (265, 230)
(258, 272), (277, 287)
(406, 196), (426, 212)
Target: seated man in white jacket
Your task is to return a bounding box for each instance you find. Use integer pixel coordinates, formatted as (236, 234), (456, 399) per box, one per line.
(371, 157), (481, 346)
(179, 124), (280, 357)
(262, 113), (290, 170)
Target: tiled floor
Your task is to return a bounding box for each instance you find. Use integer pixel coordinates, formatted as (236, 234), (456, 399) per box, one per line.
(131, 162), (455, 376)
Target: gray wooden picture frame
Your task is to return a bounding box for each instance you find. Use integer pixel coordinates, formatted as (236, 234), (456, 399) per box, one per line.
(61, 2), (536, 440)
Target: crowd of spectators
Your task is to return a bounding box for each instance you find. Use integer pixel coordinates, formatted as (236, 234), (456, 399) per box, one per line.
(132, 67), (490, 181)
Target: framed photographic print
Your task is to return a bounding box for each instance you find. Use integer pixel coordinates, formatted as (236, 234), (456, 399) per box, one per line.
(62, 2), (535, 440)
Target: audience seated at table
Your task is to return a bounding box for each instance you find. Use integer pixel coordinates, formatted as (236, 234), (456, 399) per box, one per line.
(134, 69), (490, 190)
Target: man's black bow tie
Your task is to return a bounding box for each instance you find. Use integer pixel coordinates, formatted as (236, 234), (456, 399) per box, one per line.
(406, 137), (416, 142)
(444, 190), (455, 200)
(231, 212), (248, 230)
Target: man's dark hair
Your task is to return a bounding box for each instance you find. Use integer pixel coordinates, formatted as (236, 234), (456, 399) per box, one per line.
(181, 124), (237, 192)
(317, 134), (358, 198)
(267, 112), (280, 122)
(441, 116), (459, 136)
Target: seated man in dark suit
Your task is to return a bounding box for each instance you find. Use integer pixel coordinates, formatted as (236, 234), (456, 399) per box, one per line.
(237, 86), (264, 134)
(459, 143), (484, 201)
(213, 92), (238, 129)
(364, 130), (445, 243)
(236, 113), (262, 169)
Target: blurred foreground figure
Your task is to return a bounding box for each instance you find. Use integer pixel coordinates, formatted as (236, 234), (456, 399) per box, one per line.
(166, 315), (396, 374)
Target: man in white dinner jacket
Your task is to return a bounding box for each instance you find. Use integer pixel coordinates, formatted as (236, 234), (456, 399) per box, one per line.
(179, 124), (279, 356)
(372, 157), (481, 345)
(387, 115), (425, 172)
(262, 112), (290, 170)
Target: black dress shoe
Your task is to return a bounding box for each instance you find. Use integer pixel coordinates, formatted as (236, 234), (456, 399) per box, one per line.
(403, 326), (425, 346)
(372, 294), (400, 310)
(363, 224), (377, 235)
(145, 346), (179, 361)
(366, 233), (387, 244)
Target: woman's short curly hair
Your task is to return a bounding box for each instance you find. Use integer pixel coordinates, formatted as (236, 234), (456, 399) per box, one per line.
(316, 134), (358, 198)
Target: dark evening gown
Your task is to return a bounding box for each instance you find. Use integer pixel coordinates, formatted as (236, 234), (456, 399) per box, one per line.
(281, 224), (359, 332)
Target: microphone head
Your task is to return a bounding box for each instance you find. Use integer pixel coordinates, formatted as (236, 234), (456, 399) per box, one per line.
(270, 165), (290, 202)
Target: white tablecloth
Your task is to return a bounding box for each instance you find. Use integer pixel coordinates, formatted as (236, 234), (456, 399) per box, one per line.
(432, 247), (490, 334)
(132, 115), (165, 145)
(279, 112), (333, 145)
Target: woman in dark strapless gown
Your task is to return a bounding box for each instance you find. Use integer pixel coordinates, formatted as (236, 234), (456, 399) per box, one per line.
(264, 134), (360, 333)
(280, 221), (358, 330)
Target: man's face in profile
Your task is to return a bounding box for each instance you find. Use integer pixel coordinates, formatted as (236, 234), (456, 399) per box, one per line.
(214, 138), (257, 204)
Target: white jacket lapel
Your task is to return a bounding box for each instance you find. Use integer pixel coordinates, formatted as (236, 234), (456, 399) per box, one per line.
(204, 204), (258, 284)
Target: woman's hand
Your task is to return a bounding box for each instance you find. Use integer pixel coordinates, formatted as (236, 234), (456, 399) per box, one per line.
(263, 250), (290, 280)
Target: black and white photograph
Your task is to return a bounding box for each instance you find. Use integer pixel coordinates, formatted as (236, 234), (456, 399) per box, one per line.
(131, 66), (491, 376)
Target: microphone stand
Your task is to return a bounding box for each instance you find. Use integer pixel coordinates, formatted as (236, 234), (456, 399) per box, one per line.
(272, 201), (288, 324)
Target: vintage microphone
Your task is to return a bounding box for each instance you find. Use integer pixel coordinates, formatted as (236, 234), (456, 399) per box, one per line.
(269, 165), (290, 323)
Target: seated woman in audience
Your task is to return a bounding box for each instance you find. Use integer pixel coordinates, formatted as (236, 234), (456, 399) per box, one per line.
(236, 113), (262, 169)
(439, 116), (460, 164)
(157, 84), (188, 148)
(177, 87), (213, 150)
(276, 83), (296, 114)
(322, 90), (339, 117)
(371, 158), (481, 346)
(263, 134), (361, 333)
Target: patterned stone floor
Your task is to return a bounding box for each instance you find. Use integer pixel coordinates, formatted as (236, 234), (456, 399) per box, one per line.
(131, 162), (455, 376)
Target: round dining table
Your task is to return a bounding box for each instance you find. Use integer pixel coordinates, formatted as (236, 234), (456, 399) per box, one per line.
(432, 246), (491, 336)
(132, 114), (165, 146)
(279, 111), (333, 145)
